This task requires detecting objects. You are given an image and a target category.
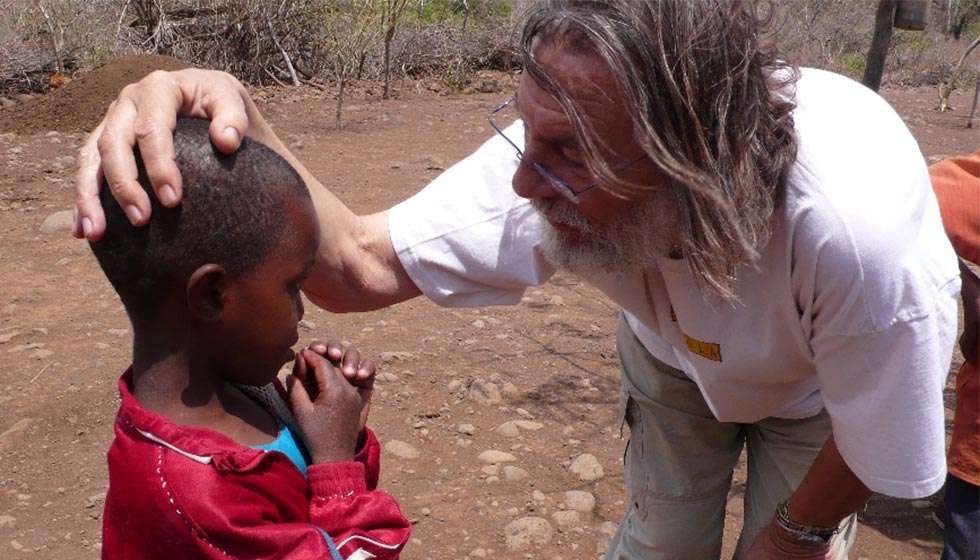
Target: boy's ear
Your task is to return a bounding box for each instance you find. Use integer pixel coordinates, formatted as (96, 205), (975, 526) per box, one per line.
(186, 264), (227, 323)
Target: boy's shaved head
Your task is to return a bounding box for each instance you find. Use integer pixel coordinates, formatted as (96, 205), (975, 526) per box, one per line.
(90, 117), (311, 316)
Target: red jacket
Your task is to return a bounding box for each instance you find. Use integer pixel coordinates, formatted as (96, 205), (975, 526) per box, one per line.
(102, 370), (411, 559)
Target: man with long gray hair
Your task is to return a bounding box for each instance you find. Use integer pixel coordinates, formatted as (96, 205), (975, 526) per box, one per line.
(74, 1), (959, 558)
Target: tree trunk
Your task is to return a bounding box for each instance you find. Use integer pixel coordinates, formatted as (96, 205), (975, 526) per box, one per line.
(863, 0), (897, 92)
(336, 74), (346, 127)
(383, 26), (394, 99)
(939, 35), (980, 112)
(968, 77), (979, 129)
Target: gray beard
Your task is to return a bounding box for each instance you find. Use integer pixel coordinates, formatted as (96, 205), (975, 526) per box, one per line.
(531, 192), (680, 278)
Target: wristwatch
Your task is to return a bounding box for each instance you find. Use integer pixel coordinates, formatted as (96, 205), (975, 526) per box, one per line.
(774, 500), (840, 545)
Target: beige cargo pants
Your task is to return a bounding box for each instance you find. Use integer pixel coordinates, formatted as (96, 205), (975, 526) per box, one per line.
(605, 317), (858, 560)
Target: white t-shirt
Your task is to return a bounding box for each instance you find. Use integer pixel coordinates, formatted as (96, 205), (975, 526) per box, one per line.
(388, 68), (960, 499)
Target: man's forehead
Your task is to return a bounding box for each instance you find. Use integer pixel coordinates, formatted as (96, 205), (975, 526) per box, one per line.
(519, 40), (625, 124)
(531, 38), (619, 103)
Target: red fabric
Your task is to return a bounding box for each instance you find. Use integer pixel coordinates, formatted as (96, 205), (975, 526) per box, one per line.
(930, 150), (980, 486)
(102, 370), (410, 559)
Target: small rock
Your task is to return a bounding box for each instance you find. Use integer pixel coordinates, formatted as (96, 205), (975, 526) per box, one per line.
(471, 319), (486, 329)
(39, 210), (74, 234)
(297, 319), (316, 330)
(482, 465), (500, 476)
(376, 372), (399, 383)
(495, 421), (521, 438)
(552, 510), (580, 527)
(0, 418), (32, 452)
(569, 454), (604, 481)
(478, 450), (517, 464)
(0, 515), (14, 528)
(11, 539), (23, 551)
(458, 423), (476, 435)
(501, 382), (520, 399)
(564, 491), (596, 513)
(468, 380), (503, 405)
(0, 97), (14, 109)
(532, 490), (546, 502)
(505, 516), (553, 550)
(30, 348), (54, 359)
(421, 507), (431, 516)
(469, 548), (487, 558)
(503, 466), (529, 481)
(514, 420), (543, 431)
(447, 379), (463, 393)
(380, 351), (415, 363)
(385, 440), (420, 460)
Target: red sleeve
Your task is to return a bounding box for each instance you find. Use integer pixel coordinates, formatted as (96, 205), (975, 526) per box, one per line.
(155, 444), (409, 560)
(930, 150), (980, 264)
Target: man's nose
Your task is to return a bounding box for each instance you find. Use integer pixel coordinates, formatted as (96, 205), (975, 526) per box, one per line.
(512, 160), (557, 201)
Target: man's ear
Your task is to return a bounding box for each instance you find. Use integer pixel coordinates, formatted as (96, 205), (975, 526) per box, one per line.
(186, 264), (227, 323)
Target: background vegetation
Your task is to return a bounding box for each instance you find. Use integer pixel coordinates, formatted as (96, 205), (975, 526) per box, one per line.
(1, 0), (978, 101)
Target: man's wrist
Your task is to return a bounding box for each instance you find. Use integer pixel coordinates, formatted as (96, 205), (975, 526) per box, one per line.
(775, 500), (839, 546)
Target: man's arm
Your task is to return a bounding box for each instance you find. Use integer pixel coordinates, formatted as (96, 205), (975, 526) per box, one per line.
(747, 437), (871, 559)
(74, 68), (420, 312)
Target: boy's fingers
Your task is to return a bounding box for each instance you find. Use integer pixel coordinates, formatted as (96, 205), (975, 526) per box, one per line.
(341, 347), (361, 378)
(286, 374), (311, 411)
(304, 349), (331, 399)
(74, 120), (108, 240)
(98, 98), (151, 226)
(291, 352), (308, 384)
(325, 341), (344, 363)
(356, 359), (376, 382)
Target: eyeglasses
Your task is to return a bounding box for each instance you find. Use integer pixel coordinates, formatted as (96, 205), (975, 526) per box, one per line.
(487, 96), (643, 205)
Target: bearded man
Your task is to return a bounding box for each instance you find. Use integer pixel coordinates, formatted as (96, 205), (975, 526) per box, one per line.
(74, 1), (959, 558)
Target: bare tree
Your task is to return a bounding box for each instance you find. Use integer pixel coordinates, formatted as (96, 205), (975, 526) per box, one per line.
(380, 0), (410, 99)
(320, 0), (381, 126)
(863, 0), (897, 92)
(939, 34), (980, 111)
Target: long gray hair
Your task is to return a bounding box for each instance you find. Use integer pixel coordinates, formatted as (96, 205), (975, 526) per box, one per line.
(519, 0), (799, 300)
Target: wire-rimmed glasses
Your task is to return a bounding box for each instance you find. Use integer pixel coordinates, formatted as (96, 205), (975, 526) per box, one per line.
(487, 96), (643, 205)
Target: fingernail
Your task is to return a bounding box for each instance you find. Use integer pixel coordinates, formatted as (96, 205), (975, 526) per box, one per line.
(225, 127), (240, 145)
(159, 184), (177, 206)
(125, 205), (143, 224)
(82, 217), (93, 238)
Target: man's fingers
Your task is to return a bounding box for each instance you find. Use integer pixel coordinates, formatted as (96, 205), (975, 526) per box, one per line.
(74, 120), (108, 240)
(172, 70), (248, 155)
(98, 98), (150, 226)
(131, 73), (184, 207)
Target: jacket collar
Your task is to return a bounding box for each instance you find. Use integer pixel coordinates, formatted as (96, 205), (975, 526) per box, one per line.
(116, 368), (268, 472)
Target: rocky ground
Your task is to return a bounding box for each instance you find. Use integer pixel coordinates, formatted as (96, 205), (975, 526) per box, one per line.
(0, 57), (977, 559)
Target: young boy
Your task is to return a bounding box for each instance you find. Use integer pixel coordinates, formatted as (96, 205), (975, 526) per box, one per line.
(89, 118), (410, 559)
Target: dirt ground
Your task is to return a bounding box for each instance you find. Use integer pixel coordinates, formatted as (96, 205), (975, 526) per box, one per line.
(0, 58), (977, 559)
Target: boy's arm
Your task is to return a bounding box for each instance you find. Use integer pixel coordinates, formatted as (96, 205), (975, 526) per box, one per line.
(159, 451), (409, 559)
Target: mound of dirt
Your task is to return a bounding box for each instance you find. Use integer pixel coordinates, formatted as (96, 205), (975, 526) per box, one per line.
(0, 55), (189, 135)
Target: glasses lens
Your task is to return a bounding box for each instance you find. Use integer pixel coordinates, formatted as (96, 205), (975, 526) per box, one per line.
(533, 163), (579, 204)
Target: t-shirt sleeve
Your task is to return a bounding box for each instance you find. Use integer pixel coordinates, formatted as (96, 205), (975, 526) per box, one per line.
(388, 121), (556, 307)
(798, 160), (961, 498)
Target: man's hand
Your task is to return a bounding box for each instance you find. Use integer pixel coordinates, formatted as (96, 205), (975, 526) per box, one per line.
(288, 349), (367, 464)
(744, 520), (833, 560)
(73, 69), (252, 241)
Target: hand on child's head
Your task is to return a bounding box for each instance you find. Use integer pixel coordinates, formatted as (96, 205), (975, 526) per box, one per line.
(287, 349), (370, 464)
